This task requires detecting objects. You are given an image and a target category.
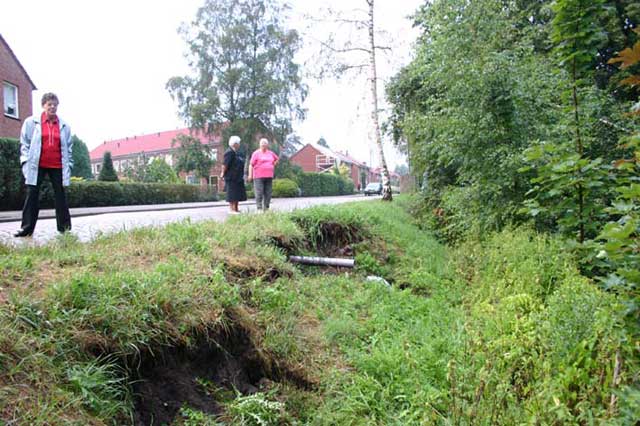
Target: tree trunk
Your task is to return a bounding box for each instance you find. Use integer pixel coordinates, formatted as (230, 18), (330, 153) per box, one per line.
(367, 0), (392, 201)
(572, 56), (585, 243)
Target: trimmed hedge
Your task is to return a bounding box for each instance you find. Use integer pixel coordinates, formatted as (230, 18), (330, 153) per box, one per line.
(0, 138), (25, 209)
(0, 138), (218, 209)
(297, 172), (355, 196)
(272, 178), (300, 198)
(42, 182), (217, 208)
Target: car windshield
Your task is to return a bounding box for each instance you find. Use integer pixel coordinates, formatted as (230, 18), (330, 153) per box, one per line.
(366, 183), (380, 189)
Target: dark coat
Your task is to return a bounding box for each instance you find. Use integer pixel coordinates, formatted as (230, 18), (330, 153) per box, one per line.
(223, 148), (247, 202)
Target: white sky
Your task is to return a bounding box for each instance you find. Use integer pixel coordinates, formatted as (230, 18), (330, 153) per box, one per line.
(1, 0), (423, 169)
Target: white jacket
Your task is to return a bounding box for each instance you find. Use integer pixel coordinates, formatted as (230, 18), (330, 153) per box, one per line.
(20, 114), (73, 186)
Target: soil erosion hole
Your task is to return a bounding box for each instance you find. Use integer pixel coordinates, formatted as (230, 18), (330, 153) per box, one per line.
(309, 221), (362, 257)
(131, 324), (299, 425)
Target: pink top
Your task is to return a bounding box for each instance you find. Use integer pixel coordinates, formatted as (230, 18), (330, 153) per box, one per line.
(250, 149), (279, 179)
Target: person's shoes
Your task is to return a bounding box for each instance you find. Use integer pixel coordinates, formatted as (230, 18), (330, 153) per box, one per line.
(13, 229), (33, 237)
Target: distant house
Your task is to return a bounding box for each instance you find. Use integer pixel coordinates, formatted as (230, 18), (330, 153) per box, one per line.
(89, 128), (224, 190)
(289, 143), (375, 190)
(0, 34), (36, 139)
(370, 167), (401, 187)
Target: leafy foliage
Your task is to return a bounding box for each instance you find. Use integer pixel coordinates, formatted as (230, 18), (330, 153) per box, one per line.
(387, 0), (561, 236)
(98, 151), (118, 182)
(70, 135), (92, 180)
(172, 134), (214, 181)
(273, 156), (302, 181)
(598, 31), (640, 338)
(296, 172), (354, 197)
(0, 138), (24, 209)
(316, 137), (329, 148)
(167, 0), (307, 153)
(41, 181), (216, 207)
(124, 156), (181, 184)
(271, 178), (299, 198)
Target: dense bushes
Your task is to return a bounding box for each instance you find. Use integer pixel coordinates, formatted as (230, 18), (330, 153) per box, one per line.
(0, 138), (218, 209)
(0, 138), (24, 209)
(449, 228), (630, 424)
(271, 178), (299, 198)
(3, 180), (217, 210)
(49, 182), (217, 208)
(297, 172), (354, 196)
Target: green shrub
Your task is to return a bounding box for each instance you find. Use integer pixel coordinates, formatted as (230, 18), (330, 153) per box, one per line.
(272, 178), (299, 198)
(40, 181), (218, 208)
(451, 228), (627, 424)
(0, 138), (24, 209)
(0, 139), (218, 209)
(297, 172), (354, 196)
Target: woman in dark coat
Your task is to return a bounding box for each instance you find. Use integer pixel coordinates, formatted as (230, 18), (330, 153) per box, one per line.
(220, 135), (247, 213)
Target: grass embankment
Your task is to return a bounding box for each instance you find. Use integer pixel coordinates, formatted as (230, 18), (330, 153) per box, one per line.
(0, 198), (635, 425)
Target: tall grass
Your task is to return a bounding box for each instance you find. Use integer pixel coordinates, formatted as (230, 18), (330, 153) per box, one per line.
(0, 198), (633, 424)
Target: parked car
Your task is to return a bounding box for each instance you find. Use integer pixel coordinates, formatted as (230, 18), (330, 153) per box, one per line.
(363, 182), (383, 196)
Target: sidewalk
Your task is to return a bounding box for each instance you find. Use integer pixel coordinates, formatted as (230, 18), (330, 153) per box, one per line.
(0, 200), (256, 223)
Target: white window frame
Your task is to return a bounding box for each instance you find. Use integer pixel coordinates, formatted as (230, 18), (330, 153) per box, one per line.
(3, 82), (19, 118)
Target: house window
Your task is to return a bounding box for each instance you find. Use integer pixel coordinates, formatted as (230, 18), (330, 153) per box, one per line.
(3, 82), (18, 118)
(186, 175), (199, 184)
(209, 176), (218, 191)
(209, 148), (218, 161)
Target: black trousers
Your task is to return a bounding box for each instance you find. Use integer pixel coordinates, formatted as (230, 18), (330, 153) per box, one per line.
(20, 168), (71, 233)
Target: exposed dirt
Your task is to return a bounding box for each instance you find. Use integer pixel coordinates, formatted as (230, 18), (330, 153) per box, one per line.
(129, 323), (310, 426)
(312, 222), (362, 257)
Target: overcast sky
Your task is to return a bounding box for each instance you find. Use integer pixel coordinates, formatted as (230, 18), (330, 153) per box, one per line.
(1, 0), (423, 168)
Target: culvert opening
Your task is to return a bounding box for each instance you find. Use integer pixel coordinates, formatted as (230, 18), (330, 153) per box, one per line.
(298, 221), (364, 258)
(128, 323), (310, 426)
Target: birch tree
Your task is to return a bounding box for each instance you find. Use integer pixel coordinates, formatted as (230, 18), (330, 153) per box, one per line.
(310, 0), (393, 200)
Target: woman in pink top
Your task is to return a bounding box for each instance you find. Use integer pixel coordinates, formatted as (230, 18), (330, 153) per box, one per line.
(248, 138), (279, 211)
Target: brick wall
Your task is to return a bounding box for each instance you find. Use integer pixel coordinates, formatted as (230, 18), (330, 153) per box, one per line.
(0, 38), (35, 139)
(289, 144), (322, 173)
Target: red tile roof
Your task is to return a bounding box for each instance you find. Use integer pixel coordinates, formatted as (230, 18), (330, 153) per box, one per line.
(89, 128), (221, 161)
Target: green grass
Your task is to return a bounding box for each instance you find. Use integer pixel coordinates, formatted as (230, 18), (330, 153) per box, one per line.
(0, 197), (635, 425)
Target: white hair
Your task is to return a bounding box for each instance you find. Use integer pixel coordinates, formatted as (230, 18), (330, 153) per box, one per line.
(259, 138), (269, 147)
(228, 135), (241, 147)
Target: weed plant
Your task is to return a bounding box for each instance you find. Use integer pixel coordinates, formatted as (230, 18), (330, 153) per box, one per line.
(0, 198), (634, 424)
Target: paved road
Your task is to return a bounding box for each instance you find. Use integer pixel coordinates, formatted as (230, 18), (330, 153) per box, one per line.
(0, 195), (375, 247)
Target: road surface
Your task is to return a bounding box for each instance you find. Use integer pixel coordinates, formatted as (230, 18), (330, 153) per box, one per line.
(0, 195), (375, 247)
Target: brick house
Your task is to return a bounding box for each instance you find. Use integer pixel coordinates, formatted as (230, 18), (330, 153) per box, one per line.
(0, 34), (36, 139)
(289, 143), (374, 190)
(89, 128), (224, 190)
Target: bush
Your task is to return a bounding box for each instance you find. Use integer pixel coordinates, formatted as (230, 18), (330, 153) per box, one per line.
(272, 178), (299, 198)
(0, 138), (24, 210)
(297, 172), (354, 196)
(39, 181), (217, 208)
(0, 139), (219, 210)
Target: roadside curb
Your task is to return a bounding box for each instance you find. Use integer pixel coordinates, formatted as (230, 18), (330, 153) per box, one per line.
(0, 200), (256, 223)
